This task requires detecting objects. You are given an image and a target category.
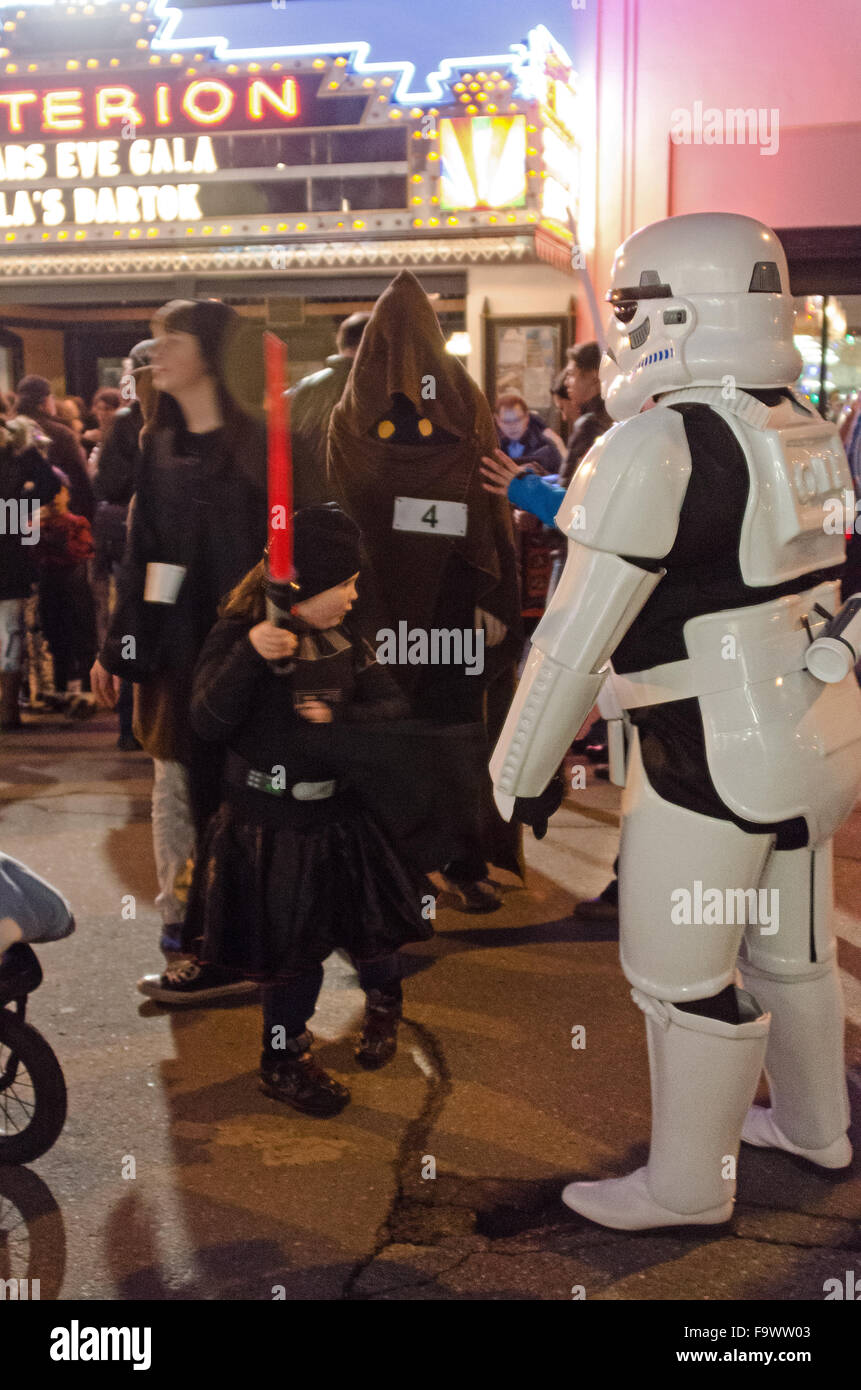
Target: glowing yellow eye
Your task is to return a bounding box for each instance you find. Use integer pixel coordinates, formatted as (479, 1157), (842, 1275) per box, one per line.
(377, 420), (395, 439)
(418, 418), (433, 436)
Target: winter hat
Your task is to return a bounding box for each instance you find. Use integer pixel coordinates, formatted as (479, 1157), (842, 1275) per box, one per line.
(290, 503), (361, 600)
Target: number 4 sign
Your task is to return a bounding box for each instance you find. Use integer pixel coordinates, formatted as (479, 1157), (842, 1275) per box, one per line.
(392, 497), (468, 537)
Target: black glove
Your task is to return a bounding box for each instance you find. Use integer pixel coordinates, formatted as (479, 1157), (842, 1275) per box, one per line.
(512, 769), (565, 840)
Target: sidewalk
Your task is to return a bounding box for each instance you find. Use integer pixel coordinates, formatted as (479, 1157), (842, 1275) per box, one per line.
(0, 715), (859, 1300)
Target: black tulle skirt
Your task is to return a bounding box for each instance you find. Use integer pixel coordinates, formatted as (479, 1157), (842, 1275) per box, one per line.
(184, 788), (435, 979)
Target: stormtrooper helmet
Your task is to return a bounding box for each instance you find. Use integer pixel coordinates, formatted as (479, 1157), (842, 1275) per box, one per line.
(599, 212), (803, 420)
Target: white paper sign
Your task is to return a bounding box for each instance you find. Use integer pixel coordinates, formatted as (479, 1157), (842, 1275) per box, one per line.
(392, 497), (468, 537)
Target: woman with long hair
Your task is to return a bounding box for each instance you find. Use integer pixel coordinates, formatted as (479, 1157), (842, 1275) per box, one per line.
(91, 299), (267, 1000)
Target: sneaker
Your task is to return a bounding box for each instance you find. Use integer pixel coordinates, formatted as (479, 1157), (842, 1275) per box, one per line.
(440, 876), (502, 913)
(355, 989), (402, 1070)
(137, 958), (258, 1004)
(260, 1032), (350, 1116)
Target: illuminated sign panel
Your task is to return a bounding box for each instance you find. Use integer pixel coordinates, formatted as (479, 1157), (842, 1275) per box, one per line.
(439, 115), (526, 212)
(0, 74), (374, 138)
(0, 21), (580, 262)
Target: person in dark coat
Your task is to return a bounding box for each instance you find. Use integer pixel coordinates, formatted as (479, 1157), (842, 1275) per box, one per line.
(91, 300), (268, 993)
(287, 312), (370, 508)
(36, 469), (98, 696)
(495, 392), (564, 474)
(558, 341), (614, 487)
(0, 417), (55, 729)
(13, 376), (95, 522)
(328, 270), (524, 912)
(92, 341), (154, 749)
(140, 505), (433, 1116)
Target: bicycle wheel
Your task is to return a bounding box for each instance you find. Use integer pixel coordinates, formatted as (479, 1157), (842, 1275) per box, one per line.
(0, 1009), (67, 1164)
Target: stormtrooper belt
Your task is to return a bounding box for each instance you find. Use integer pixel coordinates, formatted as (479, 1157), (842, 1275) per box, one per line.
(610, 625), (815, 710)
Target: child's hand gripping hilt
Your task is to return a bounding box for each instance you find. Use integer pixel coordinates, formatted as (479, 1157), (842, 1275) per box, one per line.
(264, 571), (301, 675)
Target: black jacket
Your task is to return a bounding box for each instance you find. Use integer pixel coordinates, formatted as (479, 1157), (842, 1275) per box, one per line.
(31, 412), (95, 521)
(287, 354), (353, 508)
(190, 611), (513, 872)
(100, 420), (268, 684)
(0, 446), (57, 600)
(94, 404), (142, 506)
(559, 394), (614, 487)
(191, 615), (407, 759)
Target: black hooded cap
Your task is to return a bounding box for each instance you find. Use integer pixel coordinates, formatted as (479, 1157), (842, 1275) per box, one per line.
(291, 503), (361, 600)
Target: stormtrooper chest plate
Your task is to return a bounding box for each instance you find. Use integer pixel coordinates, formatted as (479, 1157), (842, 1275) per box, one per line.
(660, 388), (850, 586)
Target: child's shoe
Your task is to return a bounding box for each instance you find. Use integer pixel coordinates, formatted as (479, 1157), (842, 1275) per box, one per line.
(355, 988), (402, 1069)
(260, 1032), (350, 1116)
(137, 957), (257, 1004)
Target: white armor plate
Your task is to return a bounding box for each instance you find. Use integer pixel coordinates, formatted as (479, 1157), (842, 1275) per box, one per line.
(683, 582), (861, 845)
(659, 388), (850, 585)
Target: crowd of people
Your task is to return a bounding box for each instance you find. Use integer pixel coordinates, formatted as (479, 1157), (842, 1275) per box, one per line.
(3, 211), (861, 1237)
(1, 281), (612, 1114)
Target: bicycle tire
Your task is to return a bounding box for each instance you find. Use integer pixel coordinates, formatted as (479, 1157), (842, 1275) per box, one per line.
(0, 1009), (67, 1164)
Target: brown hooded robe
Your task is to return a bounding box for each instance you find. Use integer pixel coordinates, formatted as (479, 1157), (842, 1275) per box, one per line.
(328, 270), (523, 877)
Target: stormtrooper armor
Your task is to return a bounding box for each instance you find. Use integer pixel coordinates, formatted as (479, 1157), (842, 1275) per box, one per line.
(491, 211), (861, 1230)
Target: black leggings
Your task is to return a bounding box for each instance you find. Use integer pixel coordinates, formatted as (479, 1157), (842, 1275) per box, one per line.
(261, 952), (402, 1053)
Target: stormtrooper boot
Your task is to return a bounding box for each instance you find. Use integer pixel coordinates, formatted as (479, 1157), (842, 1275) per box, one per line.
(562, 987), (770, 1230)
(739, 958), (852, 1169)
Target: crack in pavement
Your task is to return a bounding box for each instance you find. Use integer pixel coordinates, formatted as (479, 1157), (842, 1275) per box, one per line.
(342, 1016), (453, 1300)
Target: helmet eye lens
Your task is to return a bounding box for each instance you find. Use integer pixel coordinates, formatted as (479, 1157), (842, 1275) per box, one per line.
(614, 301), (638, 326)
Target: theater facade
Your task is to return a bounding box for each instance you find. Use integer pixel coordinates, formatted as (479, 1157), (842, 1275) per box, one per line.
(0, 2), (581, 406)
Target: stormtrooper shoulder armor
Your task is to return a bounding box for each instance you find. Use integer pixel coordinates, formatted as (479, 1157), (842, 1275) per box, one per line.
(555, 408), (692, 559)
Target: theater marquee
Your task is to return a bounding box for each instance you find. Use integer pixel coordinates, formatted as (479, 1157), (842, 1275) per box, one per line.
(0, 5), (580, 282)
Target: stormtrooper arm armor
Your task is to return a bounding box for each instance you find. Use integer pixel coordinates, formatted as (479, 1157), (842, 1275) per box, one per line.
(490, 407), (693, 811)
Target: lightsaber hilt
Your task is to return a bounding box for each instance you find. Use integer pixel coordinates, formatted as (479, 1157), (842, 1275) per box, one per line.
(264, 572), (300, 630)
(264, 570), (301, 676)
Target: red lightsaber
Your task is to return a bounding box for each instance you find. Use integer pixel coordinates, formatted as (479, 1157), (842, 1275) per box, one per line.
(264, 330), (293, 581)
(263, 331), (298, 632)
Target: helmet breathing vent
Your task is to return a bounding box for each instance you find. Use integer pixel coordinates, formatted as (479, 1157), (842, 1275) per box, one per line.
(628, 318), (650, 350)
(748, 261), (782, 293)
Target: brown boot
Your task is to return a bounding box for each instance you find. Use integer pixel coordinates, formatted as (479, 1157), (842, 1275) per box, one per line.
(355, 989), (402, 1069)
(0, 672), (23, 730)
(260, 1031), (351, 1116)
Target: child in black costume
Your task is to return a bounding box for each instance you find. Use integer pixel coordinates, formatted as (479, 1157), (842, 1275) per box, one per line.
(173, 505), (433, 1116)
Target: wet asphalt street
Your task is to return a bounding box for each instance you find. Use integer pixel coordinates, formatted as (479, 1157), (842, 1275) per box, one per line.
(1, 708), (859, 1301)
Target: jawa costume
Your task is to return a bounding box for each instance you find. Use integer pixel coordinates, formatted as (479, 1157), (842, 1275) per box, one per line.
(328, 271), (524, 901)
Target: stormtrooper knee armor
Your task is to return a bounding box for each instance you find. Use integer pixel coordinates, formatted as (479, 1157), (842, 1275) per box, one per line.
(491, 212), (861, 1230)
